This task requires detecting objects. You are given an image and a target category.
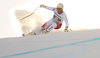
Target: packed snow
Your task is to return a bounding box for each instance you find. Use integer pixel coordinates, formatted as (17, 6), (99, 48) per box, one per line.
(0, 29), (100, 58)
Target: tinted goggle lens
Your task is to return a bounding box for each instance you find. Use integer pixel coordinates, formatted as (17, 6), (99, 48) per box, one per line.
(57, 8), (63, 10)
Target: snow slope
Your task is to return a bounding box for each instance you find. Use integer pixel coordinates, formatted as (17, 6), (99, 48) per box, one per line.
(0, 29), (100, 58)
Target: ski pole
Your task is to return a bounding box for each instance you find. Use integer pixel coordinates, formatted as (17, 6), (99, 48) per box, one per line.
(20, 6), (40, 21)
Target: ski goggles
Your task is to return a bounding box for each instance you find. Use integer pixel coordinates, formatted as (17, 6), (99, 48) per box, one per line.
(57, 8), (63, 10)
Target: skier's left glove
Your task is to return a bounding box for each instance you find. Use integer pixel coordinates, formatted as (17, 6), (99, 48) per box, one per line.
(40, 4), (46, 8)
(64, 27), (68, 32)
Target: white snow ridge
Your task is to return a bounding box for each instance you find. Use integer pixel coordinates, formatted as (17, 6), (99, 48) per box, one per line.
(0, 29), (100, 58)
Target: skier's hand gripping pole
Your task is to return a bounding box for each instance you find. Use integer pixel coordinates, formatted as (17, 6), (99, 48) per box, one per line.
(40, 4), (46, 8)
(64, 27), (68, 32)
(20, 6), (40, 21)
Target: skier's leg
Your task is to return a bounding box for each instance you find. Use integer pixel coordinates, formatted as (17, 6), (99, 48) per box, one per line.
(41, 23), (47, 31)
(46, 23), (57, 32)
(46, 23), (62, 32)
(42, 23), (57, 34)
(54, 23), (62, 29)
(41, 19), (54, 31)
(42, 23), (62, 33)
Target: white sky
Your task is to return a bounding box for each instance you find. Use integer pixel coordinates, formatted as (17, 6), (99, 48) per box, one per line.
(0, 0), (100, 38)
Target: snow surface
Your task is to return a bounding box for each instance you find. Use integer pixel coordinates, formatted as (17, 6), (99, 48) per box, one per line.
(0, 29), (100, 58)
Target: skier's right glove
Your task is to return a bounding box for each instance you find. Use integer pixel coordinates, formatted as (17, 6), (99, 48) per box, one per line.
(64, 27), (68, 32)
(40, 4), (46, 8)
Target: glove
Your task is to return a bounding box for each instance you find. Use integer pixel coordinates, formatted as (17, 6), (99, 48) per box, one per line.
(64, 27), (68, 32)
(40, 4), (46, 8)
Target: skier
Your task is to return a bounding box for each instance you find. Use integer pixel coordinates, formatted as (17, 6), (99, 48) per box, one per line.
(40, 3), (69, 34)
(22, 3), (69, 36)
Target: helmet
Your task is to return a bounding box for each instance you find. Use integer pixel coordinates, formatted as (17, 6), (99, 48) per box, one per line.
(57, 3), (63, 9)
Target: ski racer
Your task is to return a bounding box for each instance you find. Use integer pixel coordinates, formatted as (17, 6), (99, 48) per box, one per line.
(40, 3), (69, 33)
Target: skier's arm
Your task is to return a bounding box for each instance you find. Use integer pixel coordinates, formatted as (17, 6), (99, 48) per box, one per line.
(63, 13), (69, 32)
(40, 4), (55, 11)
